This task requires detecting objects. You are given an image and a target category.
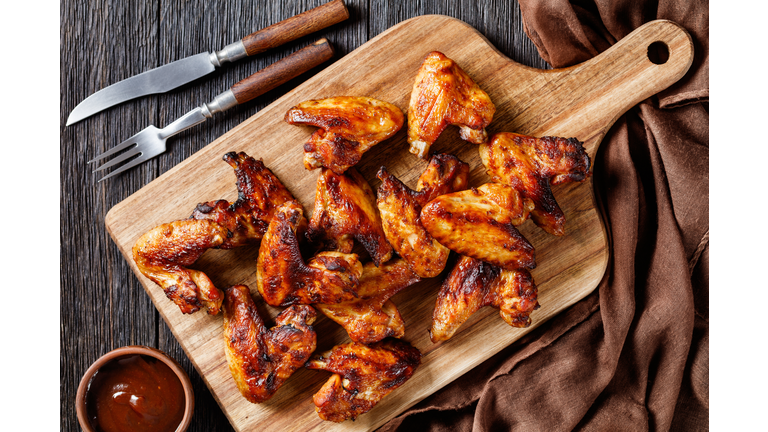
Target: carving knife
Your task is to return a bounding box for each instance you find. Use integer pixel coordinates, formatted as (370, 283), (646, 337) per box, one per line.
(66, 0), (348, 126)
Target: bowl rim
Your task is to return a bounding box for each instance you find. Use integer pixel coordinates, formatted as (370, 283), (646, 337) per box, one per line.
(75, 345), (195, 432)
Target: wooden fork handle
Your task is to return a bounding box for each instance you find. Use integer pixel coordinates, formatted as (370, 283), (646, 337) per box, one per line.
(231, 39), (334, 105)
(242, 0), (348, 56)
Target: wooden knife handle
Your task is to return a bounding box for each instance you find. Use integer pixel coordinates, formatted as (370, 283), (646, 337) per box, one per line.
(231, 38), (334, 105)
(242, 0), (348, 56)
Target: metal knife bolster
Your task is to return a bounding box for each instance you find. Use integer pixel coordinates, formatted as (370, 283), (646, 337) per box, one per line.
(209, 41), (248, 67)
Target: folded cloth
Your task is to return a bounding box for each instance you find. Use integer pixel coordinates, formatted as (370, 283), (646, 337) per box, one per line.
(380, 0), (708, 430)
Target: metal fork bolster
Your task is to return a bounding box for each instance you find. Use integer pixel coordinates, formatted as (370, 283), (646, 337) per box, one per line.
(202, 89), (238, 117)
(210, 41), (247, 67)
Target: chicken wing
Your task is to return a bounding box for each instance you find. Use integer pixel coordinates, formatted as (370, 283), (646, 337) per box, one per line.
(256, 201), (363, 307)
(376, 153), (469, 278)
(420, 183), (536, 270)
(430, 255), (539, 342)
(133, 219), (227, 314)
(407, 51), (495, 159)
(305, 338), (421, 422)
(479, 132), (591, 235)
(285, 96), (405, 174)
(223, 285), (317, 403)
(190, 151), (295, 248)
(316, 259), (420, 344)
(308, 167), (393, 266)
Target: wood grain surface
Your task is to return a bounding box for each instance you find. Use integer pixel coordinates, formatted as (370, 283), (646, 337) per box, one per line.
(58, 2), (689, 431)
(103, 15), (691, 432)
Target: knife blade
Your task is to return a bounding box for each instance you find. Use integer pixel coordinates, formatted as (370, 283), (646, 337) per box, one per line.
(66, 0), (348, 126)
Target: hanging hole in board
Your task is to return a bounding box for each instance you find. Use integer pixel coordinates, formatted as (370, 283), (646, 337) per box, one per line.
(647, 41), (669, 65)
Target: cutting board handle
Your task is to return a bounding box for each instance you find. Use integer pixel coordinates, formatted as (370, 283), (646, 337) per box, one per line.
(524, 19), (694, 148)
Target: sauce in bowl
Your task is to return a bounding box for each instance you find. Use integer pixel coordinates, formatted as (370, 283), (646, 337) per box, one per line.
(84, 354), (186, 432)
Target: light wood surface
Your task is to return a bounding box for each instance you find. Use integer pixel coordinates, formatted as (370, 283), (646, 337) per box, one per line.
(104, 16), (693, 432)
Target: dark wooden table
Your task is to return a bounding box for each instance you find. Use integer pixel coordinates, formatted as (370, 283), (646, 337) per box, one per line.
(60, 1), (548, 430)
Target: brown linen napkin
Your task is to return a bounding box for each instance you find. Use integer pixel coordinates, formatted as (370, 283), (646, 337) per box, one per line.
(380, 0), (709, 430)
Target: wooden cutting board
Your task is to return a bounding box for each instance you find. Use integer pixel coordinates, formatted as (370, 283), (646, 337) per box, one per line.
(105, 16), (693, 432)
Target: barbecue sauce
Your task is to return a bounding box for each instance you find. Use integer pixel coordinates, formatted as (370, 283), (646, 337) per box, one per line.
(85, 354), (185, 432)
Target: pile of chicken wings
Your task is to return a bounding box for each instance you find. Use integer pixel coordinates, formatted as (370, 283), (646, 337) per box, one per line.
(131, 50), (590, 422)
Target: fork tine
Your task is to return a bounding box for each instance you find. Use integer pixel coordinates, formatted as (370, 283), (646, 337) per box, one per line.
(88, 135), (141, 164)
(92, 146), (143, 172)
(96, 152), (155, 182)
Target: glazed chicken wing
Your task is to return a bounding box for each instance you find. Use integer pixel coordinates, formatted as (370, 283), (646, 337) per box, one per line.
(285, 96), (404, 174)
(430, 255), (539, 342)
(308, 168), (393, 266)
(305, 338), (421, 422)
(223, 285), (317, 403)
(420, 183), (536, 270)
(479, 132), (591, 235)
(191, 151), (295, 247)
(316, 259), (420, 344)
(407, 51), (495, 159)
(133, 219), (227, 314)
(256, 201), (363, 307)
(376, 154), (469, 278)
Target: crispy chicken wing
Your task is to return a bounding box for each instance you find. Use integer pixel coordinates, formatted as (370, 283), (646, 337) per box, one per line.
(133, 152), (295, 315)
(133, 219), (227, 314)
(223, 285), (317, 403)
(308, 167), (393, 266)
(479, 132), (591, 235)
(285, 96), (404, 174)
(430, 255), (539, 342)
(316, 259), (420, 344)
(256, 201), (363, 307)
(407, 51), (495, 159)
(305, 338), (421, 422)
(376, 154), (470, 278)
(420, 183), (536, 270)
(190, 152), (295, 247)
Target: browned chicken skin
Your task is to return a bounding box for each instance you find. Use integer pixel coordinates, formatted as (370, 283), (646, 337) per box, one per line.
(257, 201), (363, 307)
(407, 51), (495, 159)
(191, 151), (295, 247)
(133, 152), (294, 315)
(430, 255), (539, 342)
(308, 167), (393, 266)
(420, 183), (536, 270)
(305, 338), (422, 422)
(285, 96), (405, 174)
(316, 259), (420, 344)
(479, 132), (591, 236)
(223, 285), (317, 403)
(376, 153), (469, 278)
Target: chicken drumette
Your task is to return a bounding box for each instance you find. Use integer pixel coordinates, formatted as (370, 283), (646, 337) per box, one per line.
(376, 153), (470, 278)
(407, 51), (495, 159)
(308, 167), (393, 266)
(430, 255), (539, 342)
(479, 132), (591, 236)
(316, 259), (420, 344)
(305, 338), (421, 422)
(256, 201), (363, 307)
(133, 152), (294, 314)
(223, 284), (317, 403)
(285, 96), (404, 174)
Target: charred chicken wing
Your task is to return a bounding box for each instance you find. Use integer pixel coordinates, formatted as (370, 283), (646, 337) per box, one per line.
(316, 259), (420, 344)
(223, 285), (317, 403)
(376, 154), (469, 278)
(256, 201), (363, 307)
(420, 183), (536, 270)
(479, 132), (590, 236)
(308, 167), (393, 266)
(430, 255), (539, 342)
(285, 96), (405, 174)
(407, 51), (495, 159)
(305, 338), (422, 422)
